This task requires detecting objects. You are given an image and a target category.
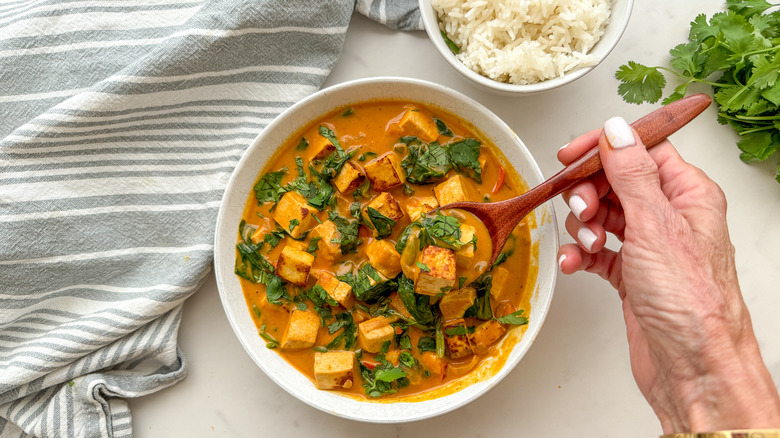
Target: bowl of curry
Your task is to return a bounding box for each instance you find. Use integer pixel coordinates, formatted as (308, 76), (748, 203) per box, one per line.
(214, 77), (558, 422)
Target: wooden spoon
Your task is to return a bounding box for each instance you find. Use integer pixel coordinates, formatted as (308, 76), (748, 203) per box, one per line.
(441, 93), (713, 265)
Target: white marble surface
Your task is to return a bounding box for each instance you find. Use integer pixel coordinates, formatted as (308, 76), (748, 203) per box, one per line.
(128, 1), (780, 436)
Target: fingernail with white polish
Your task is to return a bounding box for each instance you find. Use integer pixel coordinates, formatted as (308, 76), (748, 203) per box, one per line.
(604, 116), (635, 148)
(577, 227), (597, 252)
(568, 194), (587, 221)
(558, 143), (569, 151)
(558, 253), (567, 270)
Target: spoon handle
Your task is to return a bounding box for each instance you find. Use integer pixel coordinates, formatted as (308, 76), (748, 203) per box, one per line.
(531, 93), (712, 201)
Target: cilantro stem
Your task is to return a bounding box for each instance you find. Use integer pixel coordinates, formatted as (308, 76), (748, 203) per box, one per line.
(719, 114), (780, 122)
(739, 46), (780, 58)
(658, 67), (735, 88)
(737, 125), (776, 135)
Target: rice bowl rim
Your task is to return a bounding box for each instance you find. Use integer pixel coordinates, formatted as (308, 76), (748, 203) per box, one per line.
(418, 0), (635, 95)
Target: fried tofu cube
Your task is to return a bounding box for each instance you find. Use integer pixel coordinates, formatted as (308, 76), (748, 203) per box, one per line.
(439, 287), (477, 321)
(399, 108), (439, 143)
(308, 134), (336, 161)
(332, 161), (365, 194)
(469, 319), (507, 355)
(357, 316), (396, 353)
(366, 239), (402, 278)
(314, 351), (358, 390)
(276, 246), (314, 286)
(273, 191), (317, 239)
(456, 223), (477, 268)
(316, 271), (354, 309)
(405, 196), (439, 221)
(362, 192), (404, 237)
(309, 220), (341, 260)
(388, 292), (412, 319)
(280, 309), (320, 350)
(415, 245), (457, 296)
(434, 175), (473, 206)
(364, 152), (405, 191)
(284, 237), (308, 252)
(443, 319), (473, 359)
(489, 266), (512, 305)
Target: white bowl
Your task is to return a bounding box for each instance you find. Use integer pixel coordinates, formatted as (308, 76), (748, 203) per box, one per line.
(419, 0), (634, 94)
(214, 77), (558, 422)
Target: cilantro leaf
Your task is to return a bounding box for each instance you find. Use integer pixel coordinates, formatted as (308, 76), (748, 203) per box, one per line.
(615, 61), (666, 104)
(496, 309), (529, 326)
(727, 0), (773, 18)
(365, 207), (396, 240)
(433, 117), (453, 137)
(327, 211), (361, 255)
(448, 138), (483, 183)
(737, 131), (777, 162)
(254, 169), (288, 204)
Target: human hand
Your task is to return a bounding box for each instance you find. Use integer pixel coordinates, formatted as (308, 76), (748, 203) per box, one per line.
(556, 117), (780, 433)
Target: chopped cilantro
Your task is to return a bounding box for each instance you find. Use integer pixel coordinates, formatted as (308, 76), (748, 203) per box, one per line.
(254, 169), (288, 205)
(448, 138), (482, 183)
(365, 207), (395, 240)
(305, 236), (321, 254)
(496, 309), (529, 326)
(433, 117), (453, 137)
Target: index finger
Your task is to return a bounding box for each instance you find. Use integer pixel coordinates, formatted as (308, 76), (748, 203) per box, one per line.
(557, 128), (602, 165)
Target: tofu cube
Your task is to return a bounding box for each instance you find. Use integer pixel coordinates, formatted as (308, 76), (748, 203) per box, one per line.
(276, 246), (314, 286)
(284, 237), (308, 252)
(362, 192), (404, 237)
(308, 134), (336, 161)
(415, 245), (457, 296)
(357, 316), (396, 353)
(420, 351), (443, 375)
(398, 108), (439, 142)
(456, 223), (477, 268)
(309, 220), (341, 260)
(273, 191), (317, 239)
(364, 152), (405, 191)
(366, 239), (402, 278)
(248, 224), (269, 245)
(434, 175), (473, 206)
(332, 161), (365, 194)
(405, 196), (439, 222)
(316, 271), (354, 309)
(439, 287), (477, 321)
(442, 319), (473, 359)
(388, 292), (412, 320)
(280, 309), (320, 350)
(489, 266), (512, 305)
(314, 351), (358, 390)
(469, 319), (507, 354)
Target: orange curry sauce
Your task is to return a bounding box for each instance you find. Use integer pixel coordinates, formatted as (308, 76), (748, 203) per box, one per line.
(236, 100), (533, 400)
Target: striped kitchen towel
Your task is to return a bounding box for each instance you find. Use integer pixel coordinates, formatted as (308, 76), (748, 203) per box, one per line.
(0, 1), (421, 437)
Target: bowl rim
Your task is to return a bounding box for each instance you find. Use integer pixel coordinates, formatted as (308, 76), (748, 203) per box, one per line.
(213, 76), (559, 422)
(418, 0), (635, 94)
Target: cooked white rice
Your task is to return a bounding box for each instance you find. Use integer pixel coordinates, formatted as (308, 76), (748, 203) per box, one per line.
(432, 0), (611, 85)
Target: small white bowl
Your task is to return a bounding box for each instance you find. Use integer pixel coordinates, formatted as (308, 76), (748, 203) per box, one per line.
(214, 77), (558, 422)
(419, 0), (634, 94)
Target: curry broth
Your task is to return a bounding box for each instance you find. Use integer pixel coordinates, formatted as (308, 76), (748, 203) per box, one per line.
(237, 100), (534, 400)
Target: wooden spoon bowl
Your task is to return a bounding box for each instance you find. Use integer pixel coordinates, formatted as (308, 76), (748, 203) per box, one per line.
(441, 93), (713, 264)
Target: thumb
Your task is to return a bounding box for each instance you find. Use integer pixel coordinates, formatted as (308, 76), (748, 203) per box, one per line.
(599, 116), (670, 216)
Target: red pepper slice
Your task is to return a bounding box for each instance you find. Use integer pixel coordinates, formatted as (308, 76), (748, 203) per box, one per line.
(492, 165), (505, 194)
(361, 360), (378, 370)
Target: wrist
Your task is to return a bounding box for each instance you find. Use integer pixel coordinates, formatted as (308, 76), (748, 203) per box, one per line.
(669, 327), (780, 433)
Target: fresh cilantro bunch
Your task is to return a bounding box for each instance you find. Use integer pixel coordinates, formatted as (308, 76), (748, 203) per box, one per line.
(615, 0), (780, 182)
